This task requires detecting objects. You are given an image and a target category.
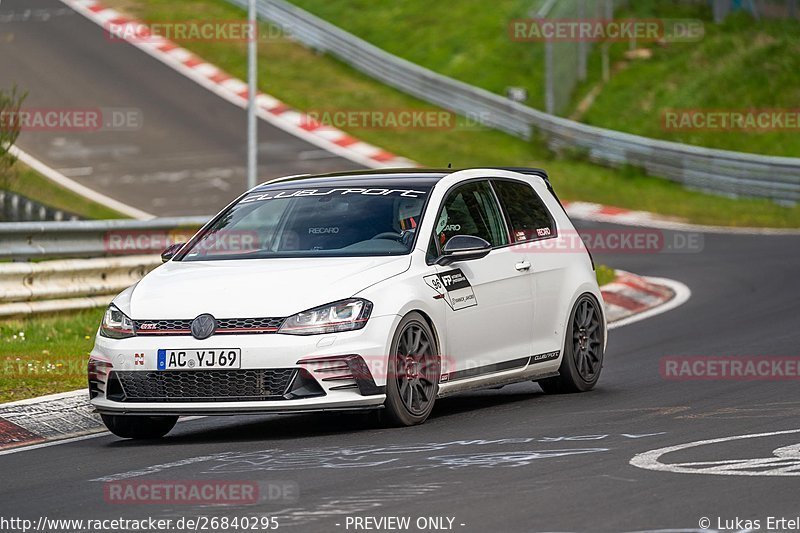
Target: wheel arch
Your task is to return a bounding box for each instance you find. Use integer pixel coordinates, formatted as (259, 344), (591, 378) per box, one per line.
(560, 284), (607, 354)
(402, 308), (442, 356)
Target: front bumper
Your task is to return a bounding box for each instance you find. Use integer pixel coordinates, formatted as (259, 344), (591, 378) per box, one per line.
(89, 315), (399, 415)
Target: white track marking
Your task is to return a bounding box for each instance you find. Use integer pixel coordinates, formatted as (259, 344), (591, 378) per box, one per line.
(91, 452), (229, 481)
(630, 428), (800, 476)
(9, 145), (154, 220)
(608, 276), (691, 330)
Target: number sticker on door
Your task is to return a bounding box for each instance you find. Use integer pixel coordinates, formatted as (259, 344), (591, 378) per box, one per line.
(424, 269), (477, 310)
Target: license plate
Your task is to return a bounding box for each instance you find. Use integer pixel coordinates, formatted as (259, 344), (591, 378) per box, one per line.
(157, 349), (241, 370)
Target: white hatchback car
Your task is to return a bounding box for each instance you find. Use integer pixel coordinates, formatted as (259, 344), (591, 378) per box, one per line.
(89, 167), (606, 438)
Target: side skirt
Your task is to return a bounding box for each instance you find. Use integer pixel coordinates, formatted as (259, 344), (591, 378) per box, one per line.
(436, 352), (560, 398)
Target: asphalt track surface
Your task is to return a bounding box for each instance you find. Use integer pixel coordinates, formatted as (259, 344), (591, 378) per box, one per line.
(3, 1), (800, 532)
(0, 0), (360, 216)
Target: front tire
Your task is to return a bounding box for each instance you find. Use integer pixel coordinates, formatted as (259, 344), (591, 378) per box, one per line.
(539, 294), (604, 394)
(101, 414), (178, 439)
(383, 312), (440, 426)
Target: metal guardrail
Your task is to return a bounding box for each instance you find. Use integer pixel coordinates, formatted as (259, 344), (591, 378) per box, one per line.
(231, 0), (800, 203)
(0, 216), (209, 260)
(1, 190), (80, 223)
(0, 255), (160, 302)
(0, 255), (162, 317)
(0, 218), (208, 315)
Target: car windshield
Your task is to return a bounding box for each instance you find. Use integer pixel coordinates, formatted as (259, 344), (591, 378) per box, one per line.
(180, 185), (432, 260)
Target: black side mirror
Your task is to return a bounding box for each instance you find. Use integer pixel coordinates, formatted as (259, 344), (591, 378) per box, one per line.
(161, 242), (186, 263)
(436, 235), (492, 266)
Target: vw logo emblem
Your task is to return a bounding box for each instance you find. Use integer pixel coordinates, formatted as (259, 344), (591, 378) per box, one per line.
(190, 314), (216, 340)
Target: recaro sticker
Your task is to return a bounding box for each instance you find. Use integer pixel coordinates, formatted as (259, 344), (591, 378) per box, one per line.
(424, 268), (477, 311)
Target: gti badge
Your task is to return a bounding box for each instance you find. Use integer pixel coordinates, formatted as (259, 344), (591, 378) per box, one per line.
(190, 313), (216, 340)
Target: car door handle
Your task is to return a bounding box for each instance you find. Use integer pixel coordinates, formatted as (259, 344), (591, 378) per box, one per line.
(515, 261), (531, 272)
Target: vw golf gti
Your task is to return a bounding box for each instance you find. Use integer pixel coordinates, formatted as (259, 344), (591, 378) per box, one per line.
(89, 167), (607, 438)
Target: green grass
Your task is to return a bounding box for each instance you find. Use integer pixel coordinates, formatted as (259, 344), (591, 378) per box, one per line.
(288, 0), (800, 158)
(2, 162), (127, 220)
(0, 309), (102, 402)
(576, 5), (800, 157)
(279, 0), (549, 108)
(99, 0), (800, 228)
(595, 264), (616, 288)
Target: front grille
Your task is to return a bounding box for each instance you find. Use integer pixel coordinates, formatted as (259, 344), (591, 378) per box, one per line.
(110, 369), (297, 402)
(135, 319), (192, 334)
(216, 317), (285, 331)
(134, 317), (284, 336)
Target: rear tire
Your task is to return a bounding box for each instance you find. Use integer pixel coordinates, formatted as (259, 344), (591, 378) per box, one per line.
(539, 294), (604, 394)
(383, 312), (440, 426)
(101, 414), (178, 439)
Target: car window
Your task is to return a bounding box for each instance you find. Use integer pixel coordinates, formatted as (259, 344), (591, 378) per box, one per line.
(492, 179), (557, 243)
(433, 181), (508, 252)
(180, 186), (431, 260)
(426, 233), (439, 263)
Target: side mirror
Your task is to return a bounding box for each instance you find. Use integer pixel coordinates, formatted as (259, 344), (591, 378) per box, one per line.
(436, 235), (492, 266)
(161, 242), (186, 263)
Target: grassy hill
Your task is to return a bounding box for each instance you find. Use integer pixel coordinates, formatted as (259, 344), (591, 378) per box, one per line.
(289, 0), (800, 158)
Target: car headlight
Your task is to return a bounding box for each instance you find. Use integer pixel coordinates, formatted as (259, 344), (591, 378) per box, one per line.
(279, 298), (373, 335)
(100, 304), (136, 339)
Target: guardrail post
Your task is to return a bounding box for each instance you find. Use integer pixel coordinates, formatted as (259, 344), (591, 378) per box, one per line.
(545, 40), (555, 115)
(577, 0), (587, 81)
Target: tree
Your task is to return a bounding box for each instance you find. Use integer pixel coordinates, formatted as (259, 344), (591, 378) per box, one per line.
(0, 86), (27, 190)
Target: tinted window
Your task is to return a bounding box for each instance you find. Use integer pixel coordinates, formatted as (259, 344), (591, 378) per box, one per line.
(492, 180), (556, 243)
(433, 181), (508, 251)
(180, 185), (431, 260)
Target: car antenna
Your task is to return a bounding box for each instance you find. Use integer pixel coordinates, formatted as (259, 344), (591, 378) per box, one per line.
(447, 163), (452, 168)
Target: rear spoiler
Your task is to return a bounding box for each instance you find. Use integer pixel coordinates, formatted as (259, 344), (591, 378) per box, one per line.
(486, 167), (563, 207)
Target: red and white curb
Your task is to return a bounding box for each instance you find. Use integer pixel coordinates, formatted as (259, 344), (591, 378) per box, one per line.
(61, 0), (414, 171)
(0, 390), (100, 453)
(0, 270), (689, 453)
(563, 201), (680, 228)
(603, 270), (691, 330)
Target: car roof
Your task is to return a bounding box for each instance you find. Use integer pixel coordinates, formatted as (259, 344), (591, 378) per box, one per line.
(253, 167), (549, 192)
(253, 169), (446, 191)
